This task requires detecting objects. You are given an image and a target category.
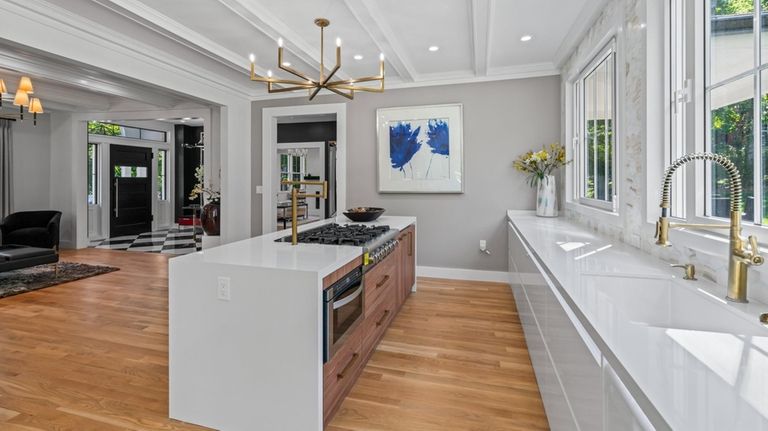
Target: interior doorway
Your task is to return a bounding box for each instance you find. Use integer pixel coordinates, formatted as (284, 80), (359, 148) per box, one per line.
(261, 104), (347, 234)
(109, 144), (153, 237)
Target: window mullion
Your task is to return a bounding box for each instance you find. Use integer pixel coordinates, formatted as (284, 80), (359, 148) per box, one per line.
(753, 0), (762, 224)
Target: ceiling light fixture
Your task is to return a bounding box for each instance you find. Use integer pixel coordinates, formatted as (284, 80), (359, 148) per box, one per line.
(282, 62), (291, 67)
(249, 18), (385, 100)
(520, 35), (533, 42)
(428, 46), (439, 52)
(353, 54), (363, 60)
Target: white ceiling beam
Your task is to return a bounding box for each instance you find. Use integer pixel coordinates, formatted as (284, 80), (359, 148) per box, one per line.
(92, 0), (269, 77)
(470, 0), (492, 77)
(217, 0), (351, 81)
(0, 49), (178, 109)
(342, 0), (417, 82)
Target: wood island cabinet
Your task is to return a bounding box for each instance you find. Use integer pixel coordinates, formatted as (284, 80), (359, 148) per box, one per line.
(323, 223), (416, 427)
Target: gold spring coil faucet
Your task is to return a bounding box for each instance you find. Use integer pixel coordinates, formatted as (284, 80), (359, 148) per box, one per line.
(655, 152), (763, 303)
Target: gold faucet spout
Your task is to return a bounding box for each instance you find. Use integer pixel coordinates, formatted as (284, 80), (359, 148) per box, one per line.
(281, 180), (328, 245)
(656, 153), (762, 303)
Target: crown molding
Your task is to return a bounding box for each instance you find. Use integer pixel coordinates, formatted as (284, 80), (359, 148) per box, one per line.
(553, 0), (612, 68)
(249, 62), (559, 101)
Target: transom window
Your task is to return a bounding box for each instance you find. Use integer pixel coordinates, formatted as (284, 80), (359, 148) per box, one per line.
(573, 41), (617, 211)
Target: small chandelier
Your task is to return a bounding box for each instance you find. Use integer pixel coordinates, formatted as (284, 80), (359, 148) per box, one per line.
(249, 18), (385, 100)
(0, 76), (44, 125)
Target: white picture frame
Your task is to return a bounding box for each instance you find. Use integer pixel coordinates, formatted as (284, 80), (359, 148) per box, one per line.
(376, 103), (464, 193)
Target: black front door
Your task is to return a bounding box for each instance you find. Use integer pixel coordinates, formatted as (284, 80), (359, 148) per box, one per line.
(110, 145), (152, 237)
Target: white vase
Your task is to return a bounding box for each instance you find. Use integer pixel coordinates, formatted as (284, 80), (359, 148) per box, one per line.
(536, 175), (558, 217)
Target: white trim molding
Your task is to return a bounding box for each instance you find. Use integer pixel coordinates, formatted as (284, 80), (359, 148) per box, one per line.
(261, 103), (347, 234)
(417, 266), (510, 283)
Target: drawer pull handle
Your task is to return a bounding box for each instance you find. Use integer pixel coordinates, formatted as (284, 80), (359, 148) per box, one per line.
(376, 275), (390, 288)
(337, 353), (359, 380)
(376, 309), (390, 327)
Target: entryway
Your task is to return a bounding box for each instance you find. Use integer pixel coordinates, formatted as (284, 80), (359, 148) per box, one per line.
(110, 144), (153, 237)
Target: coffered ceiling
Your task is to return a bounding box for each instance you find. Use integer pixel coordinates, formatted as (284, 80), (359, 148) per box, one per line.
(4, 0), (607, 103)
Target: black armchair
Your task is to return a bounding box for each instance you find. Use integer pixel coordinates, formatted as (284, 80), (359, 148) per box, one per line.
(0, 211), (62, 250)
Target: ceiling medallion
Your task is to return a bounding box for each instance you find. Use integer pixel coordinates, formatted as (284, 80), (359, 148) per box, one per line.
(249, 18), (385, 100)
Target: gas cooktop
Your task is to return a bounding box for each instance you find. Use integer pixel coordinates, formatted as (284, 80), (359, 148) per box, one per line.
(276, 223), (394, 247)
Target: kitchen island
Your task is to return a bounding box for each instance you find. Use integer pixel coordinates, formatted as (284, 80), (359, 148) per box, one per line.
(168, 215), (416, 431)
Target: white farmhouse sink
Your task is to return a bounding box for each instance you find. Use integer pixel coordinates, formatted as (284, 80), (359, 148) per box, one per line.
(577, 273), (768, 337)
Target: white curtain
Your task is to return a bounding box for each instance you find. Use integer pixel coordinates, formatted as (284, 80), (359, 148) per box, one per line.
(0, 119), (12, 219)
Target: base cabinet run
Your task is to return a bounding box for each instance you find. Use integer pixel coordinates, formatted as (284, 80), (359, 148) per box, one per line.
(322, 223), (416, 426)
(507, 221), (656, 431)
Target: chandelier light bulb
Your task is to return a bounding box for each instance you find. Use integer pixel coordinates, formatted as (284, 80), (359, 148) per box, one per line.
(250, 18), (385, 100)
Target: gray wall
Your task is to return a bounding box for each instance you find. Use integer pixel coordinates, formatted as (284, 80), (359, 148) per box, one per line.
(12, 114), (51, 212)
(252, 76), (561, 272)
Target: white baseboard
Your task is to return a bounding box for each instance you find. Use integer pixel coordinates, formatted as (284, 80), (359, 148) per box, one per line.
(417, 265), (510, 283)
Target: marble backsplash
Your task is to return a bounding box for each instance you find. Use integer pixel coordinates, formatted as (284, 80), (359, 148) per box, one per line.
(561, 0), (768, 304)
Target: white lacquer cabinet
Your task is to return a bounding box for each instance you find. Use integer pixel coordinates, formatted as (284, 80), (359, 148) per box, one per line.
(508, 220), (654, 431)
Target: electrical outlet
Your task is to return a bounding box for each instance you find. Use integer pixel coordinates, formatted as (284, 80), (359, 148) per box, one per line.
(479, 240), (487, 250)
(217, 276), (231, 301)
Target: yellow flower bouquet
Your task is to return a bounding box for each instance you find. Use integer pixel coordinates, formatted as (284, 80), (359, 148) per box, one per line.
(513, 142), (569, 187)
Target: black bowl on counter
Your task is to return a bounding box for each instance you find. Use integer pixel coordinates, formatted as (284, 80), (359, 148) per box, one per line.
(343, 207), (386, 222)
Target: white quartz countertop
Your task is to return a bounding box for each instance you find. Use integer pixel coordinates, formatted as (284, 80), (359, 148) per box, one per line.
(171, 215), (416, 278)
(507, 210), (768, 431)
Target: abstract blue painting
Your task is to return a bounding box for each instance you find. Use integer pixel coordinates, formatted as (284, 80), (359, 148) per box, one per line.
(388, 118), (450, 180)
(377, 104), (463, 193)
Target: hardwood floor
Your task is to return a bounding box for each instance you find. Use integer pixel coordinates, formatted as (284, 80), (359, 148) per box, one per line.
(0, 249), (208, 431)
(0, 251), (547, 430)
(327, 277), (549, 431)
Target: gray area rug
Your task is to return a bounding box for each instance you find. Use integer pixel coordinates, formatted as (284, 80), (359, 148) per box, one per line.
(0, 262), (119, 299)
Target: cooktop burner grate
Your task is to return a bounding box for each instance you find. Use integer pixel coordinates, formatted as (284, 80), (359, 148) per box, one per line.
(282, 223), (392, 246)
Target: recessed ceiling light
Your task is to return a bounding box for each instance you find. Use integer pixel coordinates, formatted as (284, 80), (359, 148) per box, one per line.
(353, 54), (363, 60)
(428, 46), (439, 52)
(282, 61), (291, 67)
(520, 35), (533, 42)
(182, 117), (192, 121)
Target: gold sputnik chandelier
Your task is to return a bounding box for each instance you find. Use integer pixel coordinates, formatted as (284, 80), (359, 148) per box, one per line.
(249, 18), (385, 100)
(0, 75), (44, 126)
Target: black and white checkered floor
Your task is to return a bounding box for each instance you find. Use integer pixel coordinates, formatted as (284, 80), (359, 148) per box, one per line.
(89, 226), (203, 255)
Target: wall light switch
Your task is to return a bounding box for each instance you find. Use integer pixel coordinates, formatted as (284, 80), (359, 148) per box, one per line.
(479, 240), (487, 250)
(217, 276), (231, 301)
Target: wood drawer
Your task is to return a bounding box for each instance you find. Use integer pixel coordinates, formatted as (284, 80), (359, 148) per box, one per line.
(323, 323), (363, 424)
(362, 287), (397, 360)
(363, 254), (397, 315)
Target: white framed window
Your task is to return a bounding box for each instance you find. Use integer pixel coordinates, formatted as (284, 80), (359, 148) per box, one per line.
(157, 149), (168, 200)
(670, 0), (768, 229)
(87, 143), (99, 205)
(279, 153), (306, 192)
(573, 41), (618, 211)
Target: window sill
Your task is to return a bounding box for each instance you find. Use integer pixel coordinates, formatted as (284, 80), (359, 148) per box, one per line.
(565, 201), (621, 226)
